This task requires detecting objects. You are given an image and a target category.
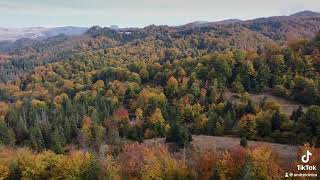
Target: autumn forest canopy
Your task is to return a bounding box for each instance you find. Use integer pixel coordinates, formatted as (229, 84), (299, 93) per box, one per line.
(0, 11), (320, 179)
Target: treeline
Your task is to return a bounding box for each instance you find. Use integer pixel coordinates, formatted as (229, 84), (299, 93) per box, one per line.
(2, 144), (319, 180)
(2, 14), (319, 83)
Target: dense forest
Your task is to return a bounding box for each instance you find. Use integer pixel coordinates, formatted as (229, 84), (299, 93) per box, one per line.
(1, 12), (320, 83)
(0, 12), (320, 179)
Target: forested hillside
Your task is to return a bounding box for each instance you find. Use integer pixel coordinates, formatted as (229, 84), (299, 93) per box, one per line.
(0, 12), (319, 179)
(1, 12), (320, 83)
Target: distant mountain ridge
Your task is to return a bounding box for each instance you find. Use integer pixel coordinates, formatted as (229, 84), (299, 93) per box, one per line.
(182, 19), (242, 28)
(290, 10), (320, 17)
(176, 10), (320, 41)
(0, 26), (88, 42)
(1, 10), (319, 42)
(0, 10), (320, 83)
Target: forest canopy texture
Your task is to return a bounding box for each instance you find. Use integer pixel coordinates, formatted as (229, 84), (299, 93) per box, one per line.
(0, 12), (320, 179)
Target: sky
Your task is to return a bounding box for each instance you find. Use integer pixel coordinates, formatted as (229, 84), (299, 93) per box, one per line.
(1, 0), (320, 28)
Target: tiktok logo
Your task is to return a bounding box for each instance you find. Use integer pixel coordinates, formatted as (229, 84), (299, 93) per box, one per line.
(301, 150), (312, 163)
(292, 150), (318, 176)
(296, 150), (317, 171)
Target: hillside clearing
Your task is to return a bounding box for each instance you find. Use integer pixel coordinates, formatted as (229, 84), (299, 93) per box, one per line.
(145, 135), (299, 164)
(224, 91), (305, 116)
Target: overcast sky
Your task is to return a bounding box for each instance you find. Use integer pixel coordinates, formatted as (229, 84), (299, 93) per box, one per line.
(1, 0), (320, 28)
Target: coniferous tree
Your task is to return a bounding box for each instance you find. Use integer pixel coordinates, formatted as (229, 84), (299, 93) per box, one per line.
(206, 111), (218, 135)
(166, 119), (192, 148)
(271, 110), (281, 131)
(291, 106), (304, 121)
(0, 120), (15, 145)
(29, 123), (45, 151)
(50, 128), (63, 154)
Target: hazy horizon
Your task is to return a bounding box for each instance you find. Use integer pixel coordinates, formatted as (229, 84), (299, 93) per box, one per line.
(1, 0), (320, 28)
